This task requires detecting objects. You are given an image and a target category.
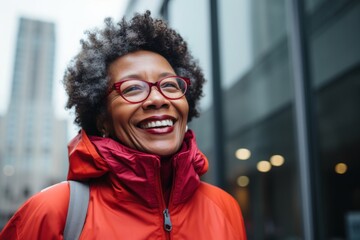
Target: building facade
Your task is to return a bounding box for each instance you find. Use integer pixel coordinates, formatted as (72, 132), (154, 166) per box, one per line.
(126, 0), (360, 239)
(0, 17), (68, 228)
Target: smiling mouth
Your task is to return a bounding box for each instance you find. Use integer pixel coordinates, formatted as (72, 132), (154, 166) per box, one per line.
(139, 119), (174, 129)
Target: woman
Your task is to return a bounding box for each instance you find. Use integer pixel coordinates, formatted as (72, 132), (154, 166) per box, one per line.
(0, 11), (247, 239)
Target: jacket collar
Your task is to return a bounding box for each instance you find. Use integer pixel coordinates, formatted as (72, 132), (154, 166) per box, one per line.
(67, 129), (208, 208)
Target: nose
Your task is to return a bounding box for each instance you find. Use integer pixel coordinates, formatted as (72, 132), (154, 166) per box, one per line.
(142, 86), (170, 110)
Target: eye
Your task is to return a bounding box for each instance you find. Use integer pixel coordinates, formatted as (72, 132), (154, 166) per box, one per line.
(160, 78), (182, 92)
(121, 80), (147, 96)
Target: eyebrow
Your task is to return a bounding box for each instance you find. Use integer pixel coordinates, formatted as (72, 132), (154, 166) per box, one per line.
(118, 72), (176, 81)
(159, 72), (176, 78)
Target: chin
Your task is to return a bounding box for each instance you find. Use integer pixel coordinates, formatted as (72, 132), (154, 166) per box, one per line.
(153, 150), (177, 157)
(139, 136), (181, 155)
(146, 146), (179, 157)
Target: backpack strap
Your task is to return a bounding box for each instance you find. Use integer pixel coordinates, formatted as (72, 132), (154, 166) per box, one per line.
(63, 180), (90, 240)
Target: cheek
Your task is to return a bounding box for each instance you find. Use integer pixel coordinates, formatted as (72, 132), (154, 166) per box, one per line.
(107, 101), (134, 133)
(180, 100), (189, 120)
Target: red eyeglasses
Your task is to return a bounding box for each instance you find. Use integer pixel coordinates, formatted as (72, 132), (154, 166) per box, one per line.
(108, 76), (190, 103)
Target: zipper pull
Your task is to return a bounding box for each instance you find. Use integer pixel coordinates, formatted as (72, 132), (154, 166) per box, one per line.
(163, 208), (172, 232)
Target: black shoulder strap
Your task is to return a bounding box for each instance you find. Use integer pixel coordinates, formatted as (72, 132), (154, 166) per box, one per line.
(63, 180), (90, 240)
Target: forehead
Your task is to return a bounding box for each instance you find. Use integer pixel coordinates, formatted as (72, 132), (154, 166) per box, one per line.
(108, 50), (175, 79)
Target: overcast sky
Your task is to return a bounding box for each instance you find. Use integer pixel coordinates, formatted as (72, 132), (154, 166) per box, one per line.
(0, 0), (129, 123)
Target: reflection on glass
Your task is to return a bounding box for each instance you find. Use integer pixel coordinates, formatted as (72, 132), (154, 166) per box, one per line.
(257, 161), (271, 172)
(235, 148), (251, 160)
(334, 163), (347, 174)
(270, 155), (285, 166)
(237, 176), (250, 187)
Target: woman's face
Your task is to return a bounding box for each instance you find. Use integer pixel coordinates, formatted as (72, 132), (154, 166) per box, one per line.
(106, 50), (189, 156)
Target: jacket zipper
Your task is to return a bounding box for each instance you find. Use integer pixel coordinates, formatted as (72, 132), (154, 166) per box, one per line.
(157, 165), (174, 239)
(163, 208), (172, 232)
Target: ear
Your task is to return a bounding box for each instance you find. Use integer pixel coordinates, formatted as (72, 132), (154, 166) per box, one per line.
(96, 114), (110, 137)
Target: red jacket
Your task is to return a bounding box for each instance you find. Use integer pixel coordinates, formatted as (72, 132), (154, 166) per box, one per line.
(0, 130), (247, 239)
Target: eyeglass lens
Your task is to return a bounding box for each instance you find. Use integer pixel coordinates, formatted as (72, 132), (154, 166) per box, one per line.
(120, 77), (187, 102)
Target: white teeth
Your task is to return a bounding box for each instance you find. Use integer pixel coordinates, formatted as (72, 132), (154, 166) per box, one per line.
(141, 120), (174, 129)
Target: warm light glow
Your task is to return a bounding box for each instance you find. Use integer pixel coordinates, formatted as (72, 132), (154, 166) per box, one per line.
(270, 155), (285, 166)
(3, 165), (15, 176)
(335, 163), (347, 174)
(235, 148), (251, 160)
(237, 176), (250, 187)
(257, 161), (271, 172)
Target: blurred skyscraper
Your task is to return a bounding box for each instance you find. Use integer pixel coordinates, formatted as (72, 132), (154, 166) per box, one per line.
(0, 17), (68, 228)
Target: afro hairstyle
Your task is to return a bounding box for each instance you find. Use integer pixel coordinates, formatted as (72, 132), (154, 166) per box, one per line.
(63, 10), (205, 136)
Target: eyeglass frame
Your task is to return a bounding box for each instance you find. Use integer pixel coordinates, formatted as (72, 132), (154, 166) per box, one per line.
(107, 75), (191, 104)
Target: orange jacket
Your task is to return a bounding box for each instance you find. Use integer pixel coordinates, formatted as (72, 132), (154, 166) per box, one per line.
(0, 130), (247, 239)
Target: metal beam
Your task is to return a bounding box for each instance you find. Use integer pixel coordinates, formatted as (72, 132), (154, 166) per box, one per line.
(209, 0), (226, 189)
(288, 0), (316, 239)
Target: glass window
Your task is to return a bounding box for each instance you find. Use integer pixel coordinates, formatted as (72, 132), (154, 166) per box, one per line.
(216, 0), (302, 238)
(305, 0), (360, 238)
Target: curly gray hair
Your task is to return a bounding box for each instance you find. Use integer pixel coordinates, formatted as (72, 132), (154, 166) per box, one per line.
(63, 11), (205, 135)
